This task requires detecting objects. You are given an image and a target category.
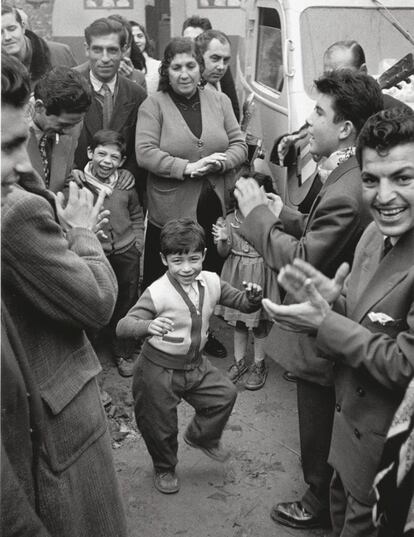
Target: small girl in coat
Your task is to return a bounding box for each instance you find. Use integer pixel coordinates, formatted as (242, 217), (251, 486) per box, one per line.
(213, 173), (280, 390)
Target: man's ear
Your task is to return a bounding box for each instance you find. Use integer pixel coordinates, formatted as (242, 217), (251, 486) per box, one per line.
(33, 99), (46, 115)
(359, 63), (368, 74)
(84, 41), (90, 57)
(339, 120), (354, 141)
(160, 253), (168, 267)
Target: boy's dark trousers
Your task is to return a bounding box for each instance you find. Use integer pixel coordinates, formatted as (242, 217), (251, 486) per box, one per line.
(133, 354), (237, 471)
(107, 243), (140, 357)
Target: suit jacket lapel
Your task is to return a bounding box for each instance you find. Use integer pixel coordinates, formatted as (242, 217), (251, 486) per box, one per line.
(351, 227), (414, 322)
(304, 156), (358, 233)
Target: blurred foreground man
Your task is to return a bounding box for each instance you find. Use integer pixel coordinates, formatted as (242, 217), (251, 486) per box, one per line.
(263, 107), (414, 536)
(1, 53), (127, 537)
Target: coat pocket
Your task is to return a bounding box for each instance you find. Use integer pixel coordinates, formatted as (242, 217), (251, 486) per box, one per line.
(39, 345), (107, 473)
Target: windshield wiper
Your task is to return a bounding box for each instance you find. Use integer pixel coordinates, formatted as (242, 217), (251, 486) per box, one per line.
(371, 0), (414, 46)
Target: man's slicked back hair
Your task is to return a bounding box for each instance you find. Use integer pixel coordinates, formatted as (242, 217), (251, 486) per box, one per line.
(84, 17), (126, 48)
(195, 29), (230, 55)
(182, 15), (212, 34)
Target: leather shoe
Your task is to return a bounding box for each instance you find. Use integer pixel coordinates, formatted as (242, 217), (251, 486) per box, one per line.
(270, 501), (329, 529)
(204, 331), (227, 358)
(153, 470), (180, 494)
(183, 431), (230, 462)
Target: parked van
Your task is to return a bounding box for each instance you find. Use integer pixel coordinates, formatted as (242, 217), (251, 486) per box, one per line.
(237, 0), (414, 204)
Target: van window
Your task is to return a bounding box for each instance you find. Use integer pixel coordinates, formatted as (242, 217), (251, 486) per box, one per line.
(300, 7), (414, 97)
(255, 7), (283, 93)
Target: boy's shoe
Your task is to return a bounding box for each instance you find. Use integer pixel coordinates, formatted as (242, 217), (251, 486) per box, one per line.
(114, 356), (134, 377)
(244, 361), (268, 391)
(183, 431), (231, 462)
(204, 331), (227, 358)
(153, 470), (180, 494)
(227, 358), (249, 383)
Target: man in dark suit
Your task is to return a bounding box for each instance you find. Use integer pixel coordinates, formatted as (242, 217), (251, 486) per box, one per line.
(234, 71), (384, 529)
(262, 106), (414, 537)
(27, 66), (91, 193)
(1, 53), (127, 537)
(74, 17), (147, 205)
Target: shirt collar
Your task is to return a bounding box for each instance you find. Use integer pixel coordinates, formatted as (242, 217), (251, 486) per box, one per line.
(89, 70), (117, 94)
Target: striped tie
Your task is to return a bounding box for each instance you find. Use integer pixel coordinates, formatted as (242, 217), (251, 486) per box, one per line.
(101, 83), (113, 129)
(38, 134), (50, 187)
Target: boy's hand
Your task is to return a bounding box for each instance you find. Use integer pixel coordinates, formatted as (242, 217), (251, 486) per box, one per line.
(94, 209), (110, 240)
(212, 222), (229, 243)
(243, 281), (263, 302)
(148, 316), (174, 337)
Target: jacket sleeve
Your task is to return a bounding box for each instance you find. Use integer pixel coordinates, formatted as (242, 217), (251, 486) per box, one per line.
(316, 304), (414, 390)
(116, 288), (155, 339)
(220, 93), (247, 170)
(239, 188), (362, 273)
(219, 280), (261, 313)
(2, 193), (117, 330)
(135, 97), (189, 180)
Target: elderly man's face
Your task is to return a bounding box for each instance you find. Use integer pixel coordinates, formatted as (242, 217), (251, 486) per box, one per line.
(1, 11), (26, 59)
(1, 103), (32, 205)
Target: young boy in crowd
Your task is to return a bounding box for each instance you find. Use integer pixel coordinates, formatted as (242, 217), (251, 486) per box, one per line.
(117, 218), (263, 494)
(73, 129), (144, 377)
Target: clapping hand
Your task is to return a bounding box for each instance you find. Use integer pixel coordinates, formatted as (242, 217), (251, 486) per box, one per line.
(243, 281), (263, 302)
(261, 259), (349, 333)
(212, 219), (228, 243)
(55, 182), (106, 232)
(234, 177), (268, 217)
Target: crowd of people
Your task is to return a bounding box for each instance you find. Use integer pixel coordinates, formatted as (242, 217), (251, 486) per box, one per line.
(1, 3), (413, 536)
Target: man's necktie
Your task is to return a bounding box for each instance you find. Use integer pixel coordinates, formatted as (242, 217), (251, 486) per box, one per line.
(38, 134), (50, 188)
(382, 236), (393, 259)
(102, 83), (113, 129)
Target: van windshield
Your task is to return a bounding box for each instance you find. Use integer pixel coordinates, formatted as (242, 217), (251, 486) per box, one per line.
(301, 7), (414, 97)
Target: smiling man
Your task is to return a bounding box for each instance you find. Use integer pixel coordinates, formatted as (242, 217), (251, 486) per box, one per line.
(74, 17), (147, 205)
(234, 71), (383, 530)
(262, 107), (414, 536)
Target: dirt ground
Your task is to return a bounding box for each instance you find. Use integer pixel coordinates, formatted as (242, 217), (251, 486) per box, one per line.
(98, 316), (330, 537)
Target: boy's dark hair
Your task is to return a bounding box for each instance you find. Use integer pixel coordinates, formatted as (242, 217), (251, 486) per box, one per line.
(314, 70), (383, 134)
(195, 29), (230, 56)
(89, 129), (127, 156)
(182, 15), (212, 34)
(84, 17), (126, 48)
(158, 37), (203, 92)
(1, 53), (30, 108)
(160, 218), (206, 256)
(34, 67), (92, 116)
(356, 107), (414, 167)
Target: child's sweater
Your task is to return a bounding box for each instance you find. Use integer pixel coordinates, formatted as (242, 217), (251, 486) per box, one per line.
(82, 166), (144, 255)
(117, 270), (261, 369)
